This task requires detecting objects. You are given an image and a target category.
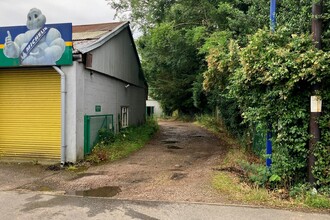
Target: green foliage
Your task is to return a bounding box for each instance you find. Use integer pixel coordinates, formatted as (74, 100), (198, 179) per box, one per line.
(107, 0), (175, 32)
(290, 183), (330, 209)
(314, 101), (330, 188)
(212, 172), (273, 204)
(305, 195), (330, 209)
(127, 0), (270, 116)
(269, 174), (281, 183)
(195, 114), (224, 134)
(67, 165), (78, 171)
(86, 118), (159, 164)
(202, 31), (247, 138)
(276, 1), (312, 34)
(86, 145), (110, 164)
(215, 0), (269, 45)
(323, 1), (330, 51)
(203, 25), (330, 189)
(98, 128), (115, 145)
(138, 22), (206, 114)
(239, 161), (271, 187)
(228, 28), (330, 188)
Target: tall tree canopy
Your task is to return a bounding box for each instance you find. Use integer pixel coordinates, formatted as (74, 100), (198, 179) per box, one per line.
(107, 0), (329, 116)
(108, 0), (270, 114)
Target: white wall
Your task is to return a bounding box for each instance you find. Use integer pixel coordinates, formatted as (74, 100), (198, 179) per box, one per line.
(62, 62), (85, 162)
(146, 99), (163, 117)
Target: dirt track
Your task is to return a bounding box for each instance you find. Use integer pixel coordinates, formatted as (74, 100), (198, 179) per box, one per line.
(0, 121), (231, 203)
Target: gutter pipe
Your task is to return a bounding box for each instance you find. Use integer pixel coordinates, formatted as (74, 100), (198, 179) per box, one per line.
(53, 66), (67, 166)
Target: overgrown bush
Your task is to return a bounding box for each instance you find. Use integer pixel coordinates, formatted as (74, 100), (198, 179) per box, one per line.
(231, 28), (330, 189)
(204, 27), (330, 191)
(202, 31), (247, 138)
(314, 96), (330, 189)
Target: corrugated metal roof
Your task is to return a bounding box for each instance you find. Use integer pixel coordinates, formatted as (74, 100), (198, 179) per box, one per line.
(73, 40), (98, 53)
(72, 22), (127, 53)
(73, 22), (130, 54)
(73, 31), (108, 41)
(73, 22), (125, 33)
(71, 21), (147, 88)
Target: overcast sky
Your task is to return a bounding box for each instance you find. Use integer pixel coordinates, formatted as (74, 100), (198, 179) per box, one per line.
(0, 0), (118, 27)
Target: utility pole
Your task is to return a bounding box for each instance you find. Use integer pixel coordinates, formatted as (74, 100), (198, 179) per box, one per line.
(308, 1), (323, 184)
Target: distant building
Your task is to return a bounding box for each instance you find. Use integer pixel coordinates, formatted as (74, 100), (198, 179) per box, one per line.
(0, 21), (147, 164)
(146, 97), (163, 117)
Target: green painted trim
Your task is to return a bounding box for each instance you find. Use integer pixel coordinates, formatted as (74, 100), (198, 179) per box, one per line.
(0, 50), (19, 67)
(87, 114), (114, 118)
(84, 114), (114, 156)
(84, 115), (90, 155)
(0, 46), (73, 67)
(56, 46), (73, 66)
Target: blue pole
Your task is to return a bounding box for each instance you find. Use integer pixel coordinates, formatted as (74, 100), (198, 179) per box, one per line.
(266, 129), (272, 167)
(270, 0), (277, 32)
(267, 0), (276, 169)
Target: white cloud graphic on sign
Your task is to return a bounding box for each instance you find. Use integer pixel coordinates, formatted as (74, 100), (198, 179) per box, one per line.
(3, 8), (65, 65)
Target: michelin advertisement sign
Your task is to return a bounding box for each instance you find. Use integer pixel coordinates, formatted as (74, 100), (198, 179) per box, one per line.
(0, 8), (72, 67)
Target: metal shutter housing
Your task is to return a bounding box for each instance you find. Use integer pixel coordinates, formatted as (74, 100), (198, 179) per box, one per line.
(0, 68), (61, 161)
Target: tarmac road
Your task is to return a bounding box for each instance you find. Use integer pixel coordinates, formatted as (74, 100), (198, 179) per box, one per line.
(1, 191), (329, 220)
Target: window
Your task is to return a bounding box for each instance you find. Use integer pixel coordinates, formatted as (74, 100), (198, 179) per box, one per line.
(121, 106), (129, 128)
(146, 106), (154, 116)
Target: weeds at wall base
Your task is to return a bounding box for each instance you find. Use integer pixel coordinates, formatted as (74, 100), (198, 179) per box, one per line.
(85, 117), (159, 165)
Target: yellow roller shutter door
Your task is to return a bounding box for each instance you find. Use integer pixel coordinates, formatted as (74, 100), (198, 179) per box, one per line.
(0, 68), (61, 160)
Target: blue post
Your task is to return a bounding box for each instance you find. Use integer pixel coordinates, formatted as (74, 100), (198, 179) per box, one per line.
(267, 0), (276, 168)
(270, 0), (277, 33)
(266, 130), (272, 167)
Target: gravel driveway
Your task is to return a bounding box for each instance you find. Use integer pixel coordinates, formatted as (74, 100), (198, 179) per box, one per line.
(0, 120), (230, 203)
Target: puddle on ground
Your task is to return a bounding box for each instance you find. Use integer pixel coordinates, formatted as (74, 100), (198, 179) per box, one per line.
(191, 135), (205, 138)
(45, 165), (61, 171)
(68, 186), (121, 197)
(167, 145), (183, 150)
(162, 139), (179, 144)
(170, 173), (187, 180)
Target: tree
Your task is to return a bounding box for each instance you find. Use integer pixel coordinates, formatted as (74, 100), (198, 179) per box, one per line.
(108, 0), (270, 115)
(137, 23), (206, 114)
(107, 0), (175, 32)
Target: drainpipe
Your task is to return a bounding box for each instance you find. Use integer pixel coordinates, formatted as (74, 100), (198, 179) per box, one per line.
(53, 66), (67, 166)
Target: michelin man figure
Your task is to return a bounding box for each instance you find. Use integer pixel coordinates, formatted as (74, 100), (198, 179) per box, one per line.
(4, 8), (65, 65)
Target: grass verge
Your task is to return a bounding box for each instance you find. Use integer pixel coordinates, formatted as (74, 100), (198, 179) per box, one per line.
(85, 117), (159, 164)
(212, 148), (330, 210)
(197, 114), (330, 211)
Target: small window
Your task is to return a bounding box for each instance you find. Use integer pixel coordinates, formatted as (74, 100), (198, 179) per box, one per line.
(121, 107), (129, 128)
